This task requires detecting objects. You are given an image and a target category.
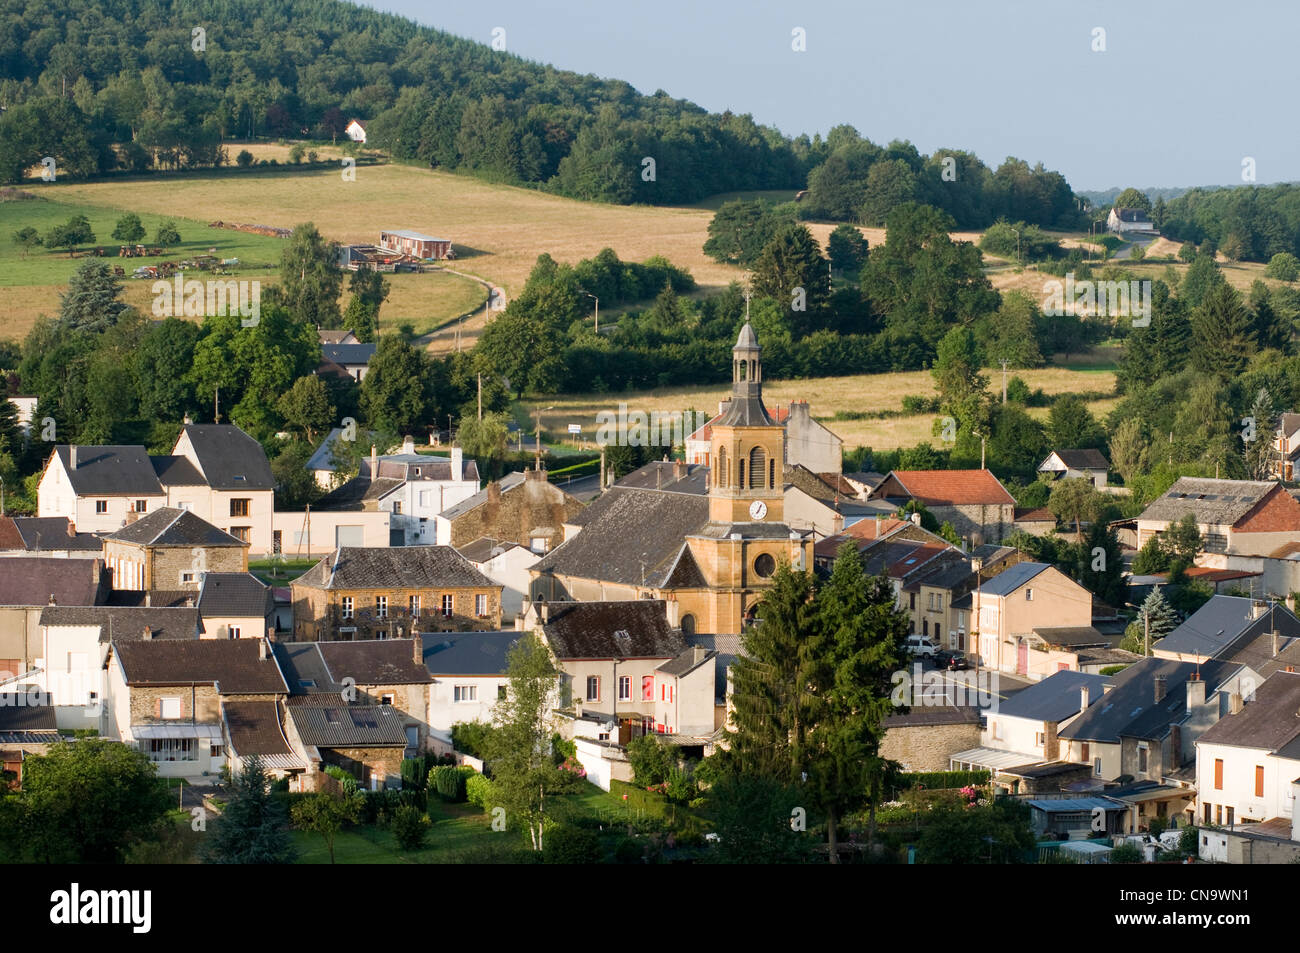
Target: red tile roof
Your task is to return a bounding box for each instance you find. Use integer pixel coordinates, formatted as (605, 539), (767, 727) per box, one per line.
(883, 470), (1015, 506)
(844, 517), (908, 540)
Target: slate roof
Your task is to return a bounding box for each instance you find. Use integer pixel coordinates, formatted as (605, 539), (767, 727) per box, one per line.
(874, 469), (1015, 506)
(1197, 671), (1300, 753)
(288, 704), (408, 747)
(196, 572), (274, 619)
(0, 557), (104, 607)
(179, 424), (275, 490)
(322, 343), (377, 367)
(615, 461), (709, 495)
(0, 704), (57, 733)
(272, 642), (339, 694)
(1058, 657), (1239, 744)
(292, 546), (494, 590)
(1032, 626), (1111, 648)
(1159, 596), (1300, 659)
(0, 517), (101, 551)
(1137, 478), (1279, 527)
(1113, 208), (1152, 223)
(150, 455), (205, 486)
(223, 700), (295, 758)
(113, 638), (289, 693)
(996, 670), (1111, 723)
(422, 630), (520, 676)
(317, 639), (433, 685)
(541, 600), (687, 660)
(53, 445), (164, 496)
(532, 486), (709, 588)
(455, 537), (520, 563)
(306, 427), (369, 474)
(440, 471), (527, 520)
(884, 705), (982, 728)
(1045, 449), (1110, 470)
(40, 606), (202, 641)
(313, 476), (405, 511)
(977, 561), (1051, 597)
(102, 507), (246, 548)
(657, 647), (716, 679)
(106, 590), (194, 608)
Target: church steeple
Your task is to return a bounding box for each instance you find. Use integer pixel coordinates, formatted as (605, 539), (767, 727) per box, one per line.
(717, 323), (773, 427)
(708, 323), (784, 522)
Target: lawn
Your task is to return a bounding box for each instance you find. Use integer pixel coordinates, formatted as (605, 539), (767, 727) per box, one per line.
(248, 557), (318, 585)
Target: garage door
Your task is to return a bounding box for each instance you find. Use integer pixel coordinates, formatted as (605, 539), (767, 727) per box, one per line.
(336, 525), (365, 547)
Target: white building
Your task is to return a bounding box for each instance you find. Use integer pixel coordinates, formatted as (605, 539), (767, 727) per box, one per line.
(421, 630), (522, 751)
(455, 538), (541, 623)
(345, 119), (366, 143)
(1107, 207), (1154, 233)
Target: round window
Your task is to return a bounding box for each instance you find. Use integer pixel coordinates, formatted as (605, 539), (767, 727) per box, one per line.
(754, 553), (776, 577)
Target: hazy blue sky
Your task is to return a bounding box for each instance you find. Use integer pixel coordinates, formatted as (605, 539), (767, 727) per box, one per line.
(356, 0), (1296, 191)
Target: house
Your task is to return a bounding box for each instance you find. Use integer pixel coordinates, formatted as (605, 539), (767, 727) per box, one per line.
(1153, 595), (1300, 664)
(318, 329), (359, 345)
(221, 699), (307, 782)
(38, 424), (277, 553)
(526, 599), (689, 735)
(653, 646), (718, 736)
(345, 118), (366, 143)
(1130, 478), (1300, 558)
(435, 468), (584, 553)
(290, 545), (502, 641)
(422, 629), (521, 751)
(315, 638), (433, 753)
(1107, 207), (1154, 233)
(1012, 507), (1058, 536)
(305, 426), (363, 490)
(193, 572), (275, 640)
(0, 557), (112, 675)
(969, 562), (1094, 676)
(881, 705), (983, 772)
(782, 464), (892, 537)
(0, 517), (102, 558)
(1273, 413), (1300, 481)
(320, 342), (376, 381)
(103, 635), (288, 780)
(1195, 670), (1300, 832)
(101, 507), (249, 591)
(455, 537), (540, 623)
(685, 398), (842, 475)
(1023, 794), (1129, 839)
(35, 605), (204, 730)
(1038, 449), (1110, 488)
(0, 703), (61, 785)
(317, 439), (480, 545)
(869, 469), (1015, 545)
(377, 229), (452, 261)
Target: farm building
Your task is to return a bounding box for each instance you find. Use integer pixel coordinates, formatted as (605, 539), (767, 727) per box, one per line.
(378, 230), (453, 260)
(345, 119), (367, 143)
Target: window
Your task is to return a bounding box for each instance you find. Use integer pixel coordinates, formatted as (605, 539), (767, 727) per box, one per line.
(380, 693), (394, 705)
(1035, 732), (1045, 748)
(95, 500), (108, 514)
(147, 738), (196, 762)
(419, 490), (430, 507)
(1215, 804), (1223, 825)
(273, 530), (282, 554)
(619, 676), (631, 701)
(375, 596), (388, 618)
(497, 684), (507, 701)
(231, 527), (250, 543)
(1094, 758), (1102, 777)
(754, 553), (776, 577)
(133, 499), (148, 513)
(991, 719), (1002, 740)
(228, 626), (240, 639)
(180, 571), (197, 584)
(1138, 743), (1148, 774)
(1256, 765), (1264, 798)
(341, 597), (354, 620)
(476, 594), (488, 617)
(1214, 758), (1224, 790)
(392, 501), (402, 515)
(642, 675), (654, 701)
(586, 676), (600, 702)
(210, 744), (223, 758)
(442, 595), (454, 617)
(454, 685), (477, 703)
(530, 537), (548, 554)
(1025, 588), (1033, 601)
(1226, 806), (1234, 827)
(158, 697), (182, 719)
(409, 595), (421, 615)
(230, 498), (250, 517)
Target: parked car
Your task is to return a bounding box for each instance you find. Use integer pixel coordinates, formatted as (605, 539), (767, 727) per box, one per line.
(945, 650), (969, 671)
(904, 635), (939, 659)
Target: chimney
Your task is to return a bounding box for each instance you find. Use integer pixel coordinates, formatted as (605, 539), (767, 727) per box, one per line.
(369, 444), (378, 477)
(183, 413), (192, 425)
(539, 600), (549, 624)
(1229, 691), (1244, 715)
(451, 446), (463, 482)
(1251, 600), (1268, 620)
(1288, 594), (1297, 615)
(47, 594), (56, 606)
(488, 481), (501, 506)
(144, 591), (151, 608)
(1273, 631), (1282, 658)
(694, 645), (709, 665)
(673, 460), (687, 481)
(1080, 684), (1091, 711)
(66, 520), (76, 538)
(258, 638), (268, 660)
(1186, 674), (1206, 711)
(910, 512), (922, 527)
(413, 635), (423, 665)
(68, 445), (77, 470)
(185, 596), (194, 608)
(1154, 674), (1167, 704)
(142, 625), (153, 641)
(402, 435), (415, 455)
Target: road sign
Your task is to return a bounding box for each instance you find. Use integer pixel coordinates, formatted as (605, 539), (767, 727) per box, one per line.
(567, 424), (582, 434)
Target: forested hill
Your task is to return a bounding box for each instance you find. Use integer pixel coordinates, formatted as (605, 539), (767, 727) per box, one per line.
(0, 0), (1081, 223)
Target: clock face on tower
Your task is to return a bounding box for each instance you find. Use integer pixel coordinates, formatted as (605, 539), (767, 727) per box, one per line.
(749, 500), (768, 521)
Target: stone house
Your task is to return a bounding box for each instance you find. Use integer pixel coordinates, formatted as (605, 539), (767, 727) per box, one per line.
(0, 557), (112, 675)
(101, 507), (249, 591)
(1129, 478), (1300, 559)
(869, 469), (1015, 545)
(435, 468), (586, 553)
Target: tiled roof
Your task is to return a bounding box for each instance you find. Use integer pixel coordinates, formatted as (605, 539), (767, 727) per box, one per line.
(223, 699), (296, 759)
(614, 461), (708, 495)
(1197, 671), (1300, 753)
(422, 630), (520, 676)
(541, 600), (687, 660)
(875, 469), (1015, 506)
(150, 455), (206, 486)
(179, 424), (275, 490)
(1137, 478), (1279, 527)
(1046, 449), (1110, 470)
(1014, 507), (1056, 522)
(317, 639), (433, 685)
(292, 546), (494, 590)
(1032, 626), (1111, 648)
(196, 572), (274, 619)
(40, 606), (202, 641)
(288, 704), (408, 747)
(53, 445), (164, 496)
(440, 471), (527, 519)
(102, 508), (246, 548)
(113, 638), (288, 693)
(996, 670), (1111, 723)
(0, 517), (101, 551)
(0, 557), (104, 607)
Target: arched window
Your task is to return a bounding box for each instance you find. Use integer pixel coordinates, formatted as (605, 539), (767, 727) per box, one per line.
(681, 614), (696, 637)
(717, 446), (728, 488)
(769, 458), (776, 490)
(749, 446), (767, 489)
(738, 459), (747, 489)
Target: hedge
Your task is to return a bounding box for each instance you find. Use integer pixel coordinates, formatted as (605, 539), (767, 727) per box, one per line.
(466, 772), (496, 809)
(896, 770), (989, 792)
(430, 764), (476, 802)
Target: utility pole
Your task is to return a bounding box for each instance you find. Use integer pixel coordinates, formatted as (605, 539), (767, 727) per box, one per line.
(477, 373), (482, 421)
(1000, 359), (1010, 404)
(214, 386), (220, 424)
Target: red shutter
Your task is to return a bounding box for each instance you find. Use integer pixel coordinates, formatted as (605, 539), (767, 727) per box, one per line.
(1214, 759), (1224, 790)
(1255, 765), (1264, 798)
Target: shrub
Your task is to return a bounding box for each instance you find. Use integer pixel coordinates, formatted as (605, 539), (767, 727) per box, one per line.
(401, 758), (427, 790)
(901, 394), (941, 414)
(391, 805), (431, 851)
(627, 734), (674, 786)
(236, 149), (254, 168)
(451, 720), (496, 759)
(1266, 252), (1300, 282)
(1179, 826), (1199, 855)
(664, 765), (697, 805)
(1005, 376), (1031, 404)
(288, 143), (306, 164)
(1110, 842), (1142, 864)
(543, 824), (601, 864)
(429, 764), (472, 802)
(1148, 817), (1167, 838)
(466, 772), (496, 809)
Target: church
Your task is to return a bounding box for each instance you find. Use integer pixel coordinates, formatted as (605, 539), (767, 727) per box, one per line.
(528, 324), (816, 635)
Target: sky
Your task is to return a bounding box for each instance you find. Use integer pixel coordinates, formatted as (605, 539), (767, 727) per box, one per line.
(354, 0), (1299, 193)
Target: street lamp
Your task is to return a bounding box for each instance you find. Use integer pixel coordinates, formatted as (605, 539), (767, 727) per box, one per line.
(578, 289), (599, 333)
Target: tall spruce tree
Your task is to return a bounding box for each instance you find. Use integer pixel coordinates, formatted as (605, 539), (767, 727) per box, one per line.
(201, 756), (296, 864)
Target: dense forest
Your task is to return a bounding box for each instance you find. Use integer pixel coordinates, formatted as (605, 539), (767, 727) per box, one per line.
(0, 0), (1080, 219)
(1159, 183), (1300, 264)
